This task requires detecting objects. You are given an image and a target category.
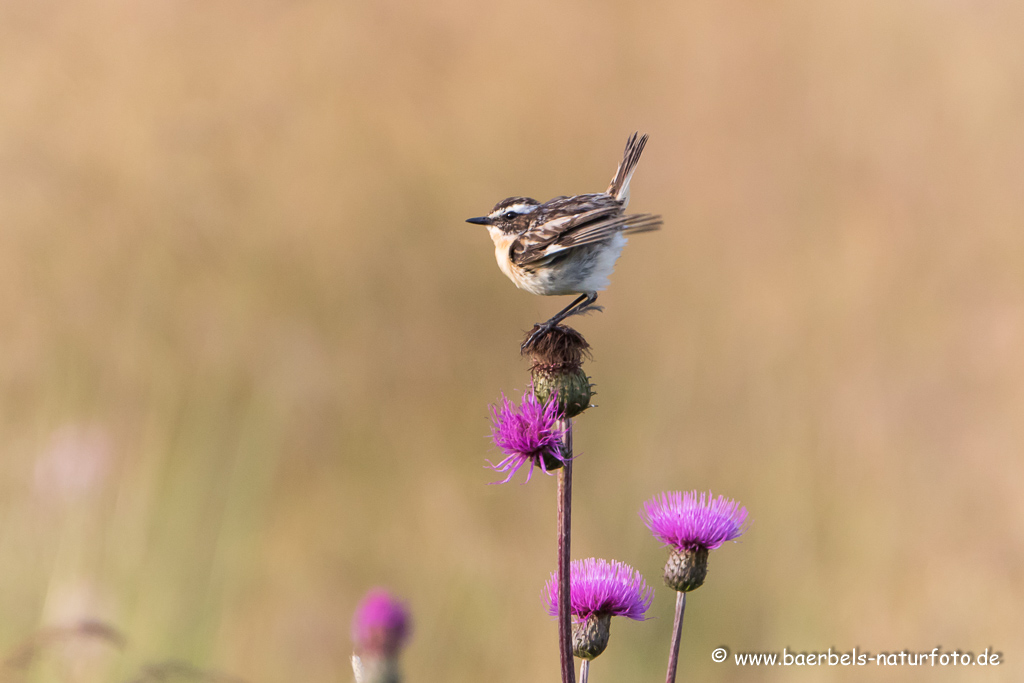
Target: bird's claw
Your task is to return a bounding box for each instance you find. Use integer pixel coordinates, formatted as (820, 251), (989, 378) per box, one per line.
(521, 323), (556, 353)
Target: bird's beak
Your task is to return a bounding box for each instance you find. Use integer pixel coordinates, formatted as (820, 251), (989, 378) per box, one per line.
(465, 216), (493, 226)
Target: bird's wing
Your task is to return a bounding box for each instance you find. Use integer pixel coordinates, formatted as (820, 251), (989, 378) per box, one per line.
(510, 206), (619, 266)
(513, 211), (662, 267)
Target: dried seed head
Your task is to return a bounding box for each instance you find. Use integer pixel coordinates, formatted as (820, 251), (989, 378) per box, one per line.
(523, 325), (593, 418)
(522, 324), (591, 367)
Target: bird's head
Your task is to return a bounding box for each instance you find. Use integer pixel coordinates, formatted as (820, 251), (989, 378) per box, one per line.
(466, 197), (540, 234)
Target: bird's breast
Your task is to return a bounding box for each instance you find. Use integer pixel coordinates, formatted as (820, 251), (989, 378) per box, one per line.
(488, 229), (522, 284)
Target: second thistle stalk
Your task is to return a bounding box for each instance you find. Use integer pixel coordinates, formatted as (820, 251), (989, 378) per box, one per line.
(557, 419), (575, 683)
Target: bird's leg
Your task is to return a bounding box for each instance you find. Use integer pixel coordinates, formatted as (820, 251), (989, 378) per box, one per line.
(521, 293), (599, 351)
(568, 293), (603, 318)
(549, 293), (595, 325)
(553, 292), (599, 323)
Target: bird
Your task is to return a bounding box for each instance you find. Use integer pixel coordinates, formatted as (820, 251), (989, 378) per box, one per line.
(466, 132), (662, 349)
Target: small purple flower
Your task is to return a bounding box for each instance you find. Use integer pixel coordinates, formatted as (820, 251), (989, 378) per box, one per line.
(641, 491), (748, 551)
(544, 558), (653, 622)
(351, 588), (411, 657)
(487, 391), (567, 483)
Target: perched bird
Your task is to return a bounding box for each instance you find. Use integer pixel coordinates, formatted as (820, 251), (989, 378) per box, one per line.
(467, 133), (661, 348)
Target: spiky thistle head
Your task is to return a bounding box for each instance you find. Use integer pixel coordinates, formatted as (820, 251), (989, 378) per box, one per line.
(543, 558), (653, 659)
(487, 390), (567, 483)
(641, 491), (748, 592)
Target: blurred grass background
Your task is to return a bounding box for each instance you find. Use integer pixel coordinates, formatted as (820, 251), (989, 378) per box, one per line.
(1, 0), (1022, 681)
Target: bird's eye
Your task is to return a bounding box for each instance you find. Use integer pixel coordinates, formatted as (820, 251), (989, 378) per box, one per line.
(503, 211), (517, 220)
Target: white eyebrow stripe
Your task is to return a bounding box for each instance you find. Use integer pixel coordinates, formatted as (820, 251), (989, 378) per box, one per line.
(489, 203), (537, 218)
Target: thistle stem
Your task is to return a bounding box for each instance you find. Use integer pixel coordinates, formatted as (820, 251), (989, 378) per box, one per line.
(579, 659), (590, 683)
(665, 590), (687, 683)
(557, 418), (575, 683)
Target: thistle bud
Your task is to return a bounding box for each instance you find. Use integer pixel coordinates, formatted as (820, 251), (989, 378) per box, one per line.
(351, 589), (411, 683)
(572, 613), (611, 660)
(523, 325), (593, 418)
(663, 546), (709, 592)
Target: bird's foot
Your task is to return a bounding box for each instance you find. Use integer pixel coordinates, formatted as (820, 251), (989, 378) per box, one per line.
(521, 321), (558, 353)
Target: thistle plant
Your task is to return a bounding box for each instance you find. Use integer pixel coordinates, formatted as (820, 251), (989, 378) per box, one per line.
(544, 558), (653, 683)
(526, 325), (600, 676)
(482, 325), (593, 682)
(480, 323), (752, 683)
(642, 491), (748, 683)
(350, 588), (411, 683)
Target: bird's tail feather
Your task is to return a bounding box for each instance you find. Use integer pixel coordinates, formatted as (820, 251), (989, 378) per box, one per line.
(606, 132), (649, 204)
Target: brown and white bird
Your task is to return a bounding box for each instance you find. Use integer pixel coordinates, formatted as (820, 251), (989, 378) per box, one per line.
(467, 132), (661, 347)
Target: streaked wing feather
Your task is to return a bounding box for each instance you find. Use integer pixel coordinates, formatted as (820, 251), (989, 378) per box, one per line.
(514, 213), (662, 267)
(556, 213), (662, 250)
(510, 206), (618, 265)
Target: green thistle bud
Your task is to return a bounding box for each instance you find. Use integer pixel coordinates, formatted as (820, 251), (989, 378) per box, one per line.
(532, 366), (592, 418)
(571, 613), (611, 660)
(522, 324), (593, 418)
(663, 546), (709, 592)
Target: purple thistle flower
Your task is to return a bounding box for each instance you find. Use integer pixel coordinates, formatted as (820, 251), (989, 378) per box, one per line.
(544, 558), (653, 622)
(487, 391), (567, 484)
(351, 588), (411, 658)
(641, 491), (748, 552)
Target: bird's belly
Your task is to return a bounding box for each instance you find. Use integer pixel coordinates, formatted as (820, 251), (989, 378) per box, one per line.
(573, 234), (627, 292)
(517, 235), (628, 296)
